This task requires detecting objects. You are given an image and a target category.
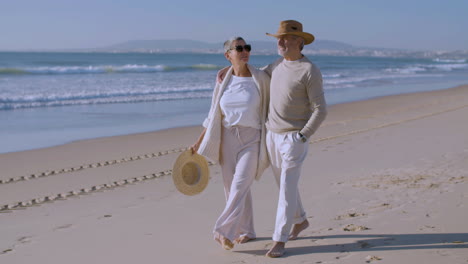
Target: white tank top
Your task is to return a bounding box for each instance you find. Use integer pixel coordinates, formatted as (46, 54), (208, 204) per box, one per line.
(220, 75), (261, 129)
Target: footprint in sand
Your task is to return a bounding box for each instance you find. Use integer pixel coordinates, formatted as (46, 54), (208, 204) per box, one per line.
(98, 214), (112, 219)
(53, 224), (73, 231)
(448, 176), (466, 184)
(0, 236), (34, 255)
(1, 248), (13, 255)
(322, 145), (334, 151)
(343, 224), (370, 232)
(334, 212), (367, 220)
(365, 255), (382, 262)
(368, 203), (393, 213)
(18, 236), (32, 244)
(418, 225), (436, 231)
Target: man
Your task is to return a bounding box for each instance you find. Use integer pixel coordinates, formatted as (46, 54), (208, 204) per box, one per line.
(262, 20), (327, 258)
(218, 20), (327, 257)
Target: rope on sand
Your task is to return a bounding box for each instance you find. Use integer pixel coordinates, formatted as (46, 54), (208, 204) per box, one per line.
(0, 147), (191, 185)
(1, 103), (466, 212)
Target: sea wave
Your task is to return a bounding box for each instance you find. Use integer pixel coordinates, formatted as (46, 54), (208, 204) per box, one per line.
(190, 64), (220, 70)
(322, 71), (445, 90)
(429, 63), (468, 71)
(0, 87), (213, 110)
(0, 68), (27, 75)
(384, 63), (468, 74)
(0, 64), (222, 76)
(433, 58), (467, 63)
(384, 66), (427, 74)
(322, 73), (344, 78)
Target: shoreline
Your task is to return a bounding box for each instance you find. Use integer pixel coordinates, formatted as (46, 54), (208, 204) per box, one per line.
(2, 83), (467, 155)
(1, 84), (467, 263)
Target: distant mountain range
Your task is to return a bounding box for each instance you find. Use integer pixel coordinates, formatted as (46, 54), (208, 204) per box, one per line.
(95, 39), (354, 53)
(88, 39), (467, 59)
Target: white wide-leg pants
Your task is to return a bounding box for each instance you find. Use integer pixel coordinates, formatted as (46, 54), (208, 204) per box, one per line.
(266, 130), (308, 242)
(213, 126), (260, 242)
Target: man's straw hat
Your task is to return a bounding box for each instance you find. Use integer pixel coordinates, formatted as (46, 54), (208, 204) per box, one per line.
(266, 20), (315, 45)
(172, 150), (209, 196)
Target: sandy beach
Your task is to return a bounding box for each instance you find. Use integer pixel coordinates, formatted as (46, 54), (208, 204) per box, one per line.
(1, 85), (467, 263)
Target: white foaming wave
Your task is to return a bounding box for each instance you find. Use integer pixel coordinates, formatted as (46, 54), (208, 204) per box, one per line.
(0, 63), (224, 76)
(0, 86), (213, 110)
(113, 64), (168, 72)
(322, 71), (443, 90)
(384, 66), (427, 74)
(0, 94), (209, 110)
(324, 73), (406, 85)
(428, 63), (468, 71)
(323, 83), (356, 89)
(29, 64), (168, 74)
(385, 62), (468, 74)
(433, 58), (467, 63)
(322, 73), (343, 78)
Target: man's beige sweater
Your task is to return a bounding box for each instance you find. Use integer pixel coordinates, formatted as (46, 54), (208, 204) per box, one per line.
(263, 56), (327, 138)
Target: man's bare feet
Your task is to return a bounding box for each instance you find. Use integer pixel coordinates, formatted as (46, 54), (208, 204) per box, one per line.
(234, 235), (256, 244)
(265, 242), (285, 258)
(289, 219), (309, 240)
(215, 236), (234, 250)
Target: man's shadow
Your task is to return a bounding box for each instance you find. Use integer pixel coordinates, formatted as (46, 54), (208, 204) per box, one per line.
(234, 233), (468, 257)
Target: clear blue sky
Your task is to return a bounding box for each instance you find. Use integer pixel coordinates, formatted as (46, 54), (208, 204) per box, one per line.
(1, 0), (467, 51)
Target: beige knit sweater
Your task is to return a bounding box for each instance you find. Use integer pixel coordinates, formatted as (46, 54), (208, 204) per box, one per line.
(198, 64), (270, 180)
(263, 56), (327, 138)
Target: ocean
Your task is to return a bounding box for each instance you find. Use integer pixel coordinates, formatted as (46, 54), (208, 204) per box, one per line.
(1, 52), (468, 153)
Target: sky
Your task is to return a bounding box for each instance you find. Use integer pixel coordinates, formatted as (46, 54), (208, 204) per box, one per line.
(1, 0), (467, 51)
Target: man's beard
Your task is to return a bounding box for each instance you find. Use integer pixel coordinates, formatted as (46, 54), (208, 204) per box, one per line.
(277, 48), (286, 57)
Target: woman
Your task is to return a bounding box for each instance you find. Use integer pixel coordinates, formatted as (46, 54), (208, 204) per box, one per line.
(191, 37), (270, 250)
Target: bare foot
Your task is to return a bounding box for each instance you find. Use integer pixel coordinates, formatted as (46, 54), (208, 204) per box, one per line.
(266, 242), (285, 258)
(234, 235), (256, 244)
(289, 219), (309, 240)
(215, 236), (234, 250)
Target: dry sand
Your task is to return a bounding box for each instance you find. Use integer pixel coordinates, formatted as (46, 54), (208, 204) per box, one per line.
(1, 85), (467, 264)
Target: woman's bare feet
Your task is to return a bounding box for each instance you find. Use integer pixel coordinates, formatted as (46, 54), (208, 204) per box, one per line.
(234, 235), (256, 244)
(265, 242), (285, 258)
(215, 236), (234, 250)
(289, 219), (309, 240)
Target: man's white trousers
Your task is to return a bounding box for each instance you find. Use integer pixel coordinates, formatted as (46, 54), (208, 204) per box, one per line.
(266, 130), (308, 242)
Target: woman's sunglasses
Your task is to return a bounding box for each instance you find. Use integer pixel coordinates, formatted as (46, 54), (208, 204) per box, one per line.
(230, 44), (251, 52)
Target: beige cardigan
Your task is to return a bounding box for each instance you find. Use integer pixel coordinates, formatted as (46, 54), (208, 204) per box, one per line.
(198, 64), (270, 180)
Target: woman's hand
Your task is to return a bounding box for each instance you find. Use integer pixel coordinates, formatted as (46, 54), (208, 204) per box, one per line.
(191, 128), (207, 154)
(217, 66), (229, 83)
(190, 142), (200, 154)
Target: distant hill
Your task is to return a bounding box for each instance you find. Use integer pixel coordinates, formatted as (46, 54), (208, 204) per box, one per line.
(87, 39), (468, 59)
(94, 39), (355, 53)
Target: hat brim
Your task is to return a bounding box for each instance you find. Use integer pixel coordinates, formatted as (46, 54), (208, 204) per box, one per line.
(266, 32), (315, 45)
(172, 150), (209, 196)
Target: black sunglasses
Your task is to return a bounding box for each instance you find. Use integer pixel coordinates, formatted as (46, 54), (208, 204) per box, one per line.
(230, 44), (251, 52)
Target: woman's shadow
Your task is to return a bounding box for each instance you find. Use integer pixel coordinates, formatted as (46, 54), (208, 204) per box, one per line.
(234, 233), (468, 257)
